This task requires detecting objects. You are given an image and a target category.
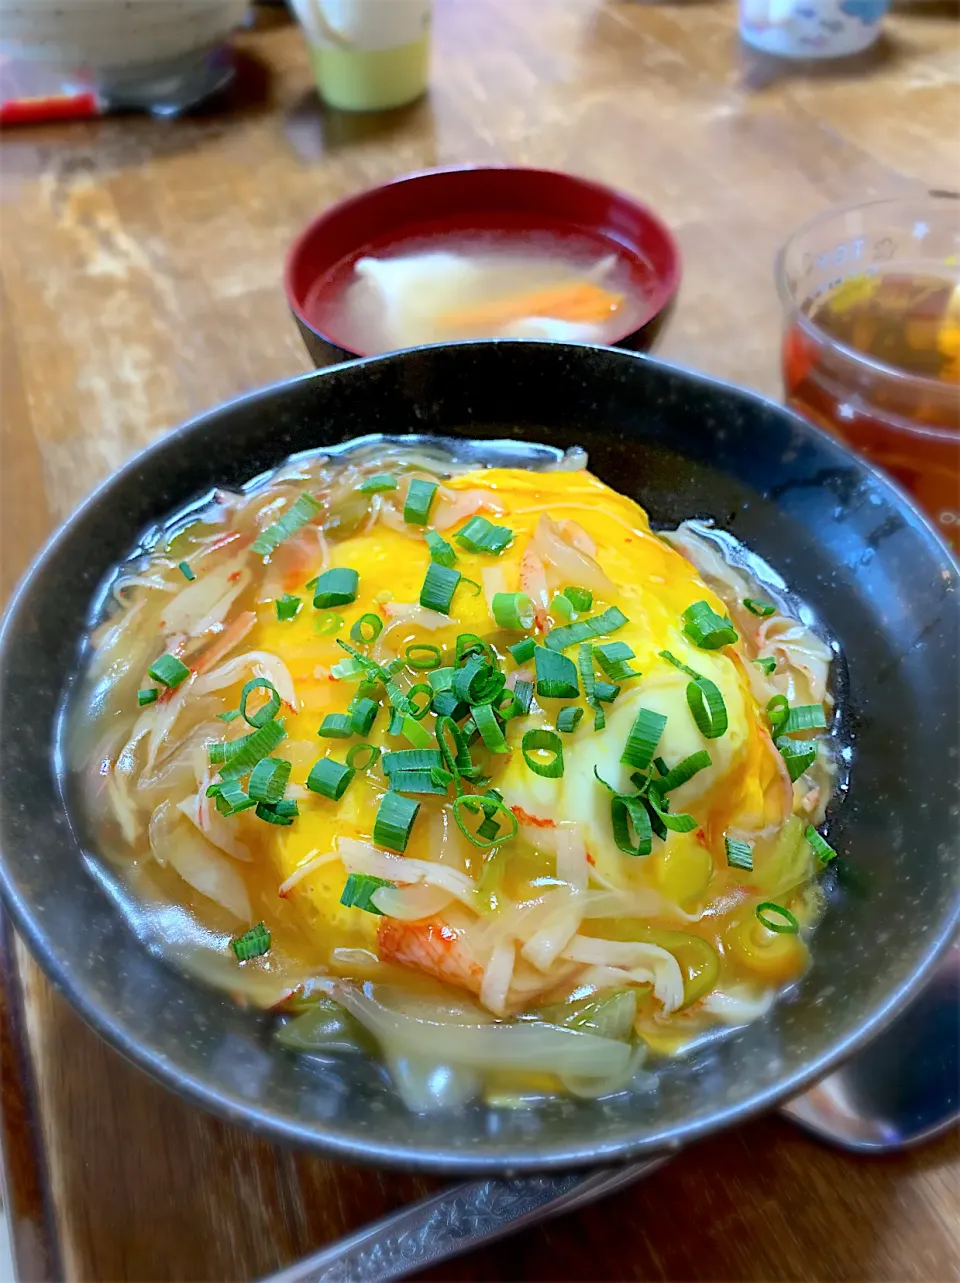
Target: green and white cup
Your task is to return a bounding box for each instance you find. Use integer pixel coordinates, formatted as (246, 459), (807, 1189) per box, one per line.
(289, 0), (431, 112)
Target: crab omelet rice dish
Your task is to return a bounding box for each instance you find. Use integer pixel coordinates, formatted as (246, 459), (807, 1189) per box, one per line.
(70, 442), (839, 1110)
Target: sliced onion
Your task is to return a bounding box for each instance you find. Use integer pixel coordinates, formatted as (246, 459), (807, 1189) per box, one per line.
(277, 851), (341, 892)
(479, 938), (516, 1016)
(520, 902), (583, 973)
(560, 1043), (647, 1100)
(481, 565), (509, 613)
(387, 1055), (482, 1113)
(338, 838), (479, 909)
(580, 888), (699, 923)
(555, 824), (588, 893)
(518, 544), (550, 629)
(148, 801), (251, 921)
(192, 650), (297, 708)
(432, 488), (506, 532)
(532, 514), (615, 597)
(337, 983), (633, 1077)
(561, 935), (685, 1012)
(700, 985), (776, 1024)
(157, 556), (249, 637)
(558, 520), (596, 557)
(177, 795), (251, 863)
(380, 603), (449, 630)
(372, 883), (454, 921)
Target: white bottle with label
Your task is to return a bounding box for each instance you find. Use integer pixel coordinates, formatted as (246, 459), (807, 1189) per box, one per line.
(289, 0), (431, 111)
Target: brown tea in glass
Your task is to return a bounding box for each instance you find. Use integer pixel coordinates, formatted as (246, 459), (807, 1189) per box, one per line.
(777, 194), (960, 553)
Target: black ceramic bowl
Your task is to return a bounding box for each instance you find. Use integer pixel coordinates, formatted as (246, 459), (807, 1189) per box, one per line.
(1, 342), (958, 1173)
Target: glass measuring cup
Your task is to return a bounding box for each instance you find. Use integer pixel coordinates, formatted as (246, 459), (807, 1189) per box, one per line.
(775, 193), (960, 551)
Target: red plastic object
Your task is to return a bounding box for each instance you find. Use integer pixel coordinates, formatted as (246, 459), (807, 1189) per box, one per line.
(284, 166), (681, 366)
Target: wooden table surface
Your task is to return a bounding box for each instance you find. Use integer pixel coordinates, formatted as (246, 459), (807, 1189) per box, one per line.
(1, 2), (959, 1279)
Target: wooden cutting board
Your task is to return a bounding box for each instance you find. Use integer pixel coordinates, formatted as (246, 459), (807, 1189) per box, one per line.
(1, 4), (958, 1278)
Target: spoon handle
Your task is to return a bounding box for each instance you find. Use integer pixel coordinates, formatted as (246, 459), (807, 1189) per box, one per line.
(261, 1159), (666, 1283)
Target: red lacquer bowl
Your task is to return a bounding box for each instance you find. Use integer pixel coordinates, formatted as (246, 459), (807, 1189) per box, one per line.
(284, 165), (681, 365)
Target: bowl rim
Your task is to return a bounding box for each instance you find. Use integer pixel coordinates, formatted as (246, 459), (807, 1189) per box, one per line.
(1, 339), (957, 1172)
(282, 164), (683, 359)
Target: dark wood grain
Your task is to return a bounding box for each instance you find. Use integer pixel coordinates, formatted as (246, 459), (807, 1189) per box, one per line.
(1, 2), (958, 1279)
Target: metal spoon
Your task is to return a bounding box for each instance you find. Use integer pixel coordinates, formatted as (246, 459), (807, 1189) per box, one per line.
(262, 949), (959, 1283)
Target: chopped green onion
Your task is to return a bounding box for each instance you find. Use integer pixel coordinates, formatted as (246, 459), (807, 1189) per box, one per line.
(456, 633), (495, 666)
(781, 704), (827, 736)
(231, 922), (271, 961)
(340, 873), (390, 914)
(534, 646), (580, 700)
(404, 478), (438, 525)
(208, 732), (255, 766)
(177, 560), (195, 581)
(430, 690), (463, 719)
(388, 769), (448, 794)
(358, 474), (397, 494)
(346, 742), (380, 771)
(314, 610), (344, 636)
(644, 790), (698, 833)
(594, 641), (641, 683)
(551, 592), (576, 623)
(659, 650), (700, 680)
(407, 683), (434, 720)
(256, 798), (299, 826)
(373, 791), (420, 853)
(754, 656), (777, 676)
(405, 643), (442, 671)
(420, 562), (461, 614)
(472, 702), (510, 753)
(251, 493), (322, 557)
(383, 748), (443, 775)
(347, 613), (381, 644)
(307, 756), (355, 800)
(756, 902), (799, 934)
(620, 708), (667, 771)
(594, 680), (620, 704)
(218, 709), (241, 723)
(427, 666), (455, 693)
(313, 567), (359, 609)
(682, 600), (738, 650)
(424, 529), (457, 567)
(318, 713), (354, 739)
(521, 728), (564, 778)
(276, 594), (302, 621)
(508, 637), (536, 665)
(556, 706), (583, 733)
(239, 678), (281, 728)
(767, 694), (789, 733)
(137, 688), (159, 706)
(651, 750), (711, 795)
(565, 586), (593, 612)
(213, 778), (257, 816)
(454, 516), (513, 555)
(777, 738), (818, 782)
(401, 715), (432, 748)
(611, 793), (653, 857)
(743, 598), (776, 618)
(544, 606), (628, 652)
(248, 757), (291, 805)
(453, 794), (519, 848)
(725, 836), (754, 871)
(148, 653), (190, 689)
(578, 641), (604, 731)
(347, 693), (378, 737)
(805, 825), (838, 864)
(513, 679), (534, 714)
(492, 592), (534, 631)
(687, 676), (728, 740)
(453, 656), (505, 706)
(217, 719), (286, 780)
